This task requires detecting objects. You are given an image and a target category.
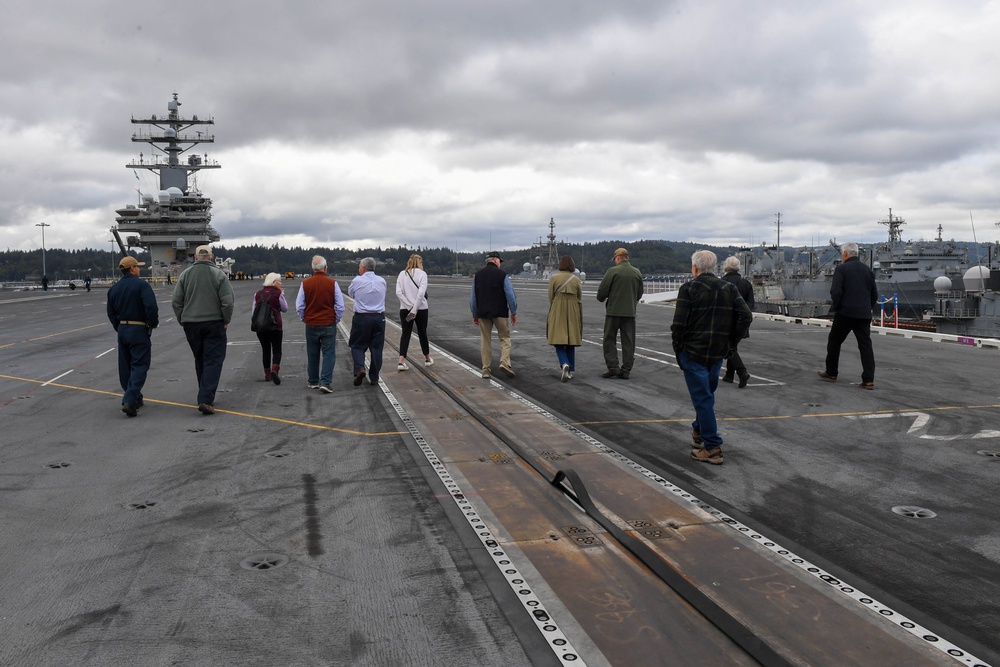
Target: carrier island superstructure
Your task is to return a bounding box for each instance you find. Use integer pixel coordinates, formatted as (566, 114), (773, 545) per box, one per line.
(111, 93), (222, 278)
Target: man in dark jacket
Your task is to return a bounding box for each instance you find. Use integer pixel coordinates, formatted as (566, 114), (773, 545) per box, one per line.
(470, 251), (518, 379)
(818, 242), (878, 389)
(721, 256), (755, 388)
(672, 250), (753, 465)
(106, 256), (159, 417)
(596, 247), (644, 379)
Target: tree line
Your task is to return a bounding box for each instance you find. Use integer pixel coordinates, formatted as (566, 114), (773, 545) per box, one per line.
(0, 239), (744, 282)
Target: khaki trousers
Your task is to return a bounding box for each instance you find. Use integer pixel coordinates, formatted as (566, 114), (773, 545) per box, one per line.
(478, 317), (511, 372)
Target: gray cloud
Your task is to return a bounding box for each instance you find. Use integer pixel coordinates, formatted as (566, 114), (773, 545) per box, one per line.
(3, 0), (999, 256)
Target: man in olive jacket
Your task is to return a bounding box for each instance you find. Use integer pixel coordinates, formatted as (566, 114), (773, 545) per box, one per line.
(171, 245), (236, 414)
(596, 247), (644, 379)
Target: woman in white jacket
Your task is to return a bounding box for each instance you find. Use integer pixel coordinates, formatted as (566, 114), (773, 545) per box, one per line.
(395, 253), (433, 370)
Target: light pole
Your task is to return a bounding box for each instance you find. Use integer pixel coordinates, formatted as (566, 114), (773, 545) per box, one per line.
(36, 222), (51, 278)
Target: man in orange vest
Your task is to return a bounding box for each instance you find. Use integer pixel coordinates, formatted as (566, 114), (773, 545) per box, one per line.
(296, 255), (345, 393)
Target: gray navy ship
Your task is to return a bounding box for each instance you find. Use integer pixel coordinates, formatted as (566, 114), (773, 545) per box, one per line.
(112, 93), (221, 278)
(744, 209), (973, 319)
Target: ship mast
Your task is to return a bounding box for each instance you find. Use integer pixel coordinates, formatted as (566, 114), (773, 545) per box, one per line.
(546, 218), (559, 269)
(128, 92), (220, 192)
(878, 208), (905, 244)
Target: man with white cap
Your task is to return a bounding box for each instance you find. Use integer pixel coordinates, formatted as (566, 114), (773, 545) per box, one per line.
(106, 256), (159, 417)
(171, 245), (235, 415)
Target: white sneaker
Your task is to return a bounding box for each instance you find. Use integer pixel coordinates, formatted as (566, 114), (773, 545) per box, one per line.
(398, 362), (409, 371)
(307, 384), (319, 389)
(319, 385), (333, 394)
(424, 357), (434, 367)
(560, 364), (571, 382)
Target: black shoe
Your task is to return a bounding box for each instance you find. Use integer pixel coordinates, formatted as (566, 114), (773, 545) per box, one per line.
(738, 370), (750, 389)
(198, 403), (215, 415)
(617, 371), (630, 380)
(354, 369), (366, 386)
(136, 399), (144, 409)
(122, 403), (137, 417)
(722, 373), (735, 383)
(271, 369), (281, 385)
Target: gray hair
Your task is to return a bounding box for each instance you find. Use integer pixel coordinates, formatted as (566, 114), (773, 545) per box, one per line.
(311, 255), (327, 271)
(691, 250), (718, 275)
(841, 242), (860, 258)
(360, 257), (376, 271)
(722, 256), (741, 273)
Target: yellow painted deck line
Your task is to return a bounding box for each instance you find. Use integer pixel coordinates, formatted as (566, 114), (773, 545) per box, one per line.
(0, 372), (404, 437)
(2, 322), (106, 349)
(576, 402), (1000, 426)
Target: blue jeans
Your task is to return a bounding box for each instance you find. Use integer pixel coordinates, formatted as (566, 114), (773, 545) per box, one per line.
(678, 351), (724, 448)
(182, 320), (228, 406)
(117, 324), (151, 406)
(554, 345), (576, 371)
(349, 313), (385, 381)
(306, 324), (337, 387)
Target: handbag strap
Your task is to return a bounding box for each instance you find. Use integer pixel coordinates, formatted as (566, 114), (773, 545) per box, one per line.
(555, 274), (578, 294)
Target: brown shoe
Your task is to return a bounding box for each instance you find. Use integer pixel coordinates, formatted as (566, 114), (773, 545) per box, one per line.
(198, 403), (215, 415)
(601, 369), (619, 378)
(499, 365), (515, 378)
(858, 381), (874, 390)
(817, 371), (837, 382)
(691, 447), (723, 464)
(353, 369), (366, 386)
(691, 429), (703, 448)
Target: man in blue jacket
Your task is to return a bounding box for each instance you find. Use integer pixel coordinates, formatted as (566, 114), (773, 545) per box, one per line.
(107, 256), (159, 417)
(817, 242), (878, 389)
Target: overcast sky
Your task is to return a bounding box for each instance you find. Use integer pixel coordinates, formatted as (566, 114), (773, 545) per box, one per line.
(3, 0), (1000, 256)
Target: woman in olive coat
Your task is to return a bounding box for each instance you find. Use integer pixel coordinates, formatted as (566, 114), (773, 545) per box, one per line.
(547, 255), (583, 382)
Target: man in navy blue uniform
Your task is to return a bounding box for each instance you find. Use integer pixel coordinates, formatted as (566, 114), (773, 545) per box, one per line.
(817, 242), (879, 389)
(106, 256), (159, 417)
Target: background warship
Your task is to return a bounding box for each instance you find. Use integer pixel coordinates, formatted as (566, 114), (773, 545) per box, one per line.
(743, 209), (973, 319)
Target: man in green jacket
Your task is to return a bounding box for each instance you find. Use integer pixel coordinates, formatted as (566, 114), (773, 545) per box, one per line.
(596, 247), (644, 379)
(171, 245), (236, 415)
